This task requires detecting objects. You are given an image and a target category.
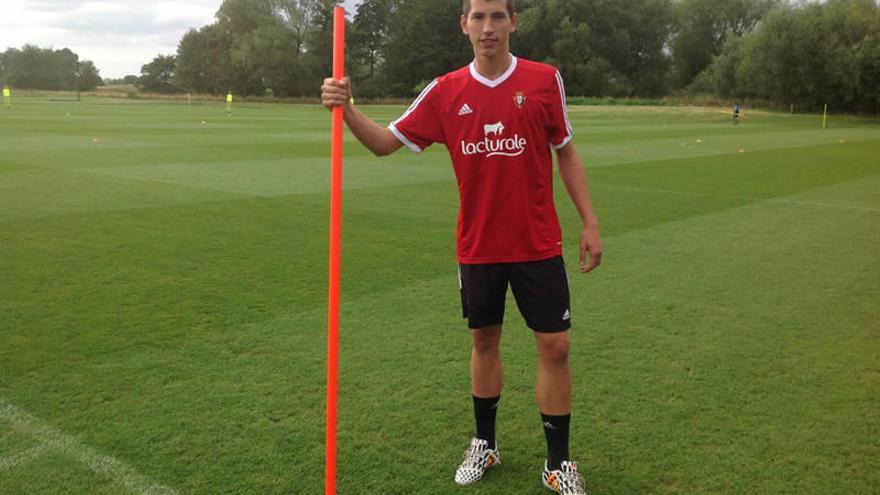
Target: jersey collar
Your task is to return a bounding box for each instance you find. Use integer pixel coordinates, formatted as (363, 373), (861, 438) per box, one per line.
(469, 55), (517, 88)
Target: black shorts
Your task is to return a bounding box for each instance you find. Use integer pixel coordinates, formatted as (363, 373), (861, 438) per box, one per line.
(458, 256), (571, 333)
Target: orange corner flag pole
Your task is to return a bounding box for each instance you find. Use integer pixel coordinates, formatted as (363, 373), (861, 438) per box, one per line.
(326, 5), (345, 495)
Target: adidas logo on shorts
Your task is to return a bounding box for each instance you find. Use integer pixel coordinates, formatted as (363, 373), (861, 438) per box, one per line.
(562, 309), (571, 321)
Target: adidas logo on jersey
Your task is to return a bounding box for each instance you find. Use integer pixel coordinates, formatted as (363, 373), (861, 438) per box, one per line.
(458, 103), (474, 116)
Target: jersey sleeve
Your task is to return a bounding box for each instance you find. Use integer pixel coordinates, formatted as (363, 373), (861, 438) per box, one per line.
(547, 71), (574, 150)
(388, 79), (444, 153)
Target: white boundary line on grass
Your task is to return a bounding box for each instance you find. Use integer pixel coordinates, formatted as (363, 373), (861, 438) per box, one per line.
(0, 398), (178, 495)
(0, 443), (51, 471)
(597, 184), (880, 213)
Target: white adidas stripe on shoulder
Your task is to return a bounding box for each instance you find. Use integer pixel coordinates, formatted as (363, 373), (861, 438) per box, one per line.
(388, 79), (440, 153)
(388, 123), (422, 153)
(552, 70), (574, 150)
(392, 78), (439, 126)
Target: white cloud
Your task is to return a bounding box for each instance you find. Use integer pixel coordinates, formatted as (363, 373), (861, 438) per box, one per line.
(1, 0), (362, 79)
(1, 0), (219, 78)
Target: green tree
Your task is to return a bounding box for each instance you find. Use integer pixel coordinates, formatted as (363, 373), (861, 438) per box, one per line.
(856, 20), (880, 114)
(76, 60), (102, 91)
(174, 0), (310, 96)
(175, 25), (235, 94)
(275, 0), (318, 60)
(299, 0), (344, 95)
(216, 0), (280, 94)
(688, 36), (745, 98)
(139, 54), (178, 93)
(350, 0), (394, 97)
(515, 0), (674, 97)
(0, 45), (101, 91)
(0, 51), (7, 84)
(696, 0), (880, 113)
(272, 0), (320, 95)
(671, 0), (779, 89)
(383, 0), (470, 95)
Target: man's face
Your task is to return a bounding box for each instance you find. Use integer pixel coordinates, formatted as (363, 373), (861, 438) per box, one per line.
(461, 0), (516, 59)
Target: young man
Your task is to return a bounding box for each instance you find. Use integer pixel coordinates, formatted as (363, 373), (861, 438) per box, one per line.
(321, 1), (601, 493)
(733, 101), (741, 124)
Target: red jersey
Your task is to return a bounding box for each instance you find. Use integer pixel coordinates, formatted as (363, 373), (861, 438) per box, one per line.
(388, 56), (573, 264)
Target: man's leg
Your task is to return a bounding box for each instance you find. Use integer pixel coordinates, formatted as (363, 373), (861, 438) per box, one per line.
(472, 324), (503, 446)
(509, 257), (584, 493)
(535, 331), (587, 494)
(534, 331), (572, 470)
(472, 324), (503, 398)
(455, 325), (504, 485)
(456, 262), (507, 485)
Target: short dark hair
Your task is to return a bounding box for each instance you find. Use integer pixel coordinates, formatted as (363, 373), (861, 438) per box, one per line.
(463, 0), (516, 18)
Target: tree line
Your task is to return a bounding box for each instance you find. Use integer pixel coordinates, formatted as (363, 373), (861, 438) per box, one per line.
(2, 0), (878, 113)
(0, 45), (103, 92)
(692, 0), (880, 113)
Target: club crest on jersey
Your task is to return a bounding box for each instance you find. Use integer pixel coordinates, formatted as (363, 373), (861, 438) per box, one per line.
(514, 92), (527, 109)
(460, 121), (527, 158)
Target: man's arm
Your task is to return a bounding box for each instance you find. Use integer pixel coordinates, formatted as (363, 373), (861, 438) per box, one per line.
(321, 77), (403, 157)
(556, 142), (602, 273)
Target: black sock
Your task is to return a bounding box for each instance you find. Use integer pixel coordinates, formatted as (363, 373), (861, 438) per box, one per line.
(541, 412), (570, 470)
(473, 395), (500, 448)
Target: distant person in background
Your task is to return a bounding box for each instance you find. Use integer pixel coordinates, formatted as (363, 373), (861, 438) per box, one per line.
(733, 101), (741, 124)
(226, 91), (233, 116)
(3, 85), (10, 108)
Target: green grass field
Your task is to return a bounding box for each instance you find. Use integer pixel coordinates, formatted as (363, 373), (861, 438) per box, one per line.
(1, 96), (878, 494)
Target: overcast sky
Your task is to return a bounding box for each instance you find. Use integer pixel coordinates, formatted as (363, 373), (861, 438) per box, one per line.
(0, 0), (362, 79)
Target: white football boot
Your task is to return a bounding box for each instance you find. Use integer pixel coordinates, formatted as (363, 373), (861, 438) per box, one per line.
(542, 460), (587, 494)
(453, 437), (500, 485)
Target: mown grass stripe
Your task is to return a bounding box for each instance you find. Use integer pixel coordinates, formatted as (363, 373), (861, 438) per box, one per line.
(595, 182), (880, 212)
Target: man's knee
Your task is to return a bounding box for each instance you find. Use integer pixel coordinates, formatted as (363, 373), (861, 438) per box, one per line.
(472, 325), (502, 355)
(536, 332), (570, 365)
